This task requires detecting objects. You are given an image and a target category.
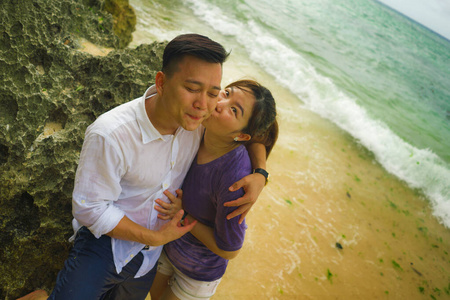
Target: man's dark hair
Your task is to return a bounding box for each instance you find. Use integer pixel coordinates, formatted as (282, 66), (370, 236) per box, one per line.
(162, 33), (229, 76)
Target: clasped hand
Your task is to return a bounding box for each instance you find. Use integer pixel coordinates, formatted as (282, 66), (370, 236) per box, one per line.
(155, 171), (265, 224)
(155, 189), (183, 220)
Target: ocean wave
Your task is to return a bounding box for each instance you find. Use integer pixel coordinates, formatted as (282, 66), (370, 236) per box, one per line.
(185, 0), (450, 227)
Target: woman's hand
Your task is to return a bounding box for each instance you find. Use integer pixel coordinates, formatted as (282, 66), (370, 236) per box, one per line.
(155, 189), (183, 220)
(224, 172), (266, 224)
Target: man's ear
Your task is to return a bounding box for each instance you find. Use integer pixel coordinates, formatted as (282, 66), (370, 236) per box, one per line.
(236, 133), (252, 142)
(155, 71), (165, 95)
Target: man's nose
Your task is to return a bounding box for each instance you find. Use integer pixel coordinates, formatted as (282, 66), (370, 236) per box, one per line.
(194, 92), (207, 110)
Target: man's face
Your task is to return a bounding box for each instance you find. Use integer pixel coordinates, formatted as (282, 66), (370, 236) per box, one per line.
(161, 55), (222, 131)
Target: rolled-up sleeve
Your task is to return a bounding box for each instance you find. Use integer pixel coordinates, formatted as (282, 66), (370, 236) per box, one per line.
(72, 131), (126, 238)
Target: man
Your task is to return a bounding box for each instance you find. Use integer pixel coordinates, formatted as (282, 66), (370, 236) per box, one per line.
(19, 34), (267, 300)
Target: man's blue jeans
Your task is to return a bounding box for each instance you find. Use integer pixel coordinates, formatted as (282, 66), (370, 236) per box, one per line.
(48, 227), (157, 300)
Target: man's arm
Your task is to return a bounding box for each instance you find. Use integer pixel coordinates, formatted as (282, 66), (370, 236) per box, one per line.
(107, 210), (196, 247)
(247, 141), (267, 171)
(72, 132), (126, 238)
(73, 133), (196, 245)
(225, 143), (267, 223)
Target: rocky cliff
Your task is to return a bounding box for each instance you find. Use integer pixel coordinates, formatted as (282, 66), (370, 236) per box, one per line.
(0, 0), (165, 298)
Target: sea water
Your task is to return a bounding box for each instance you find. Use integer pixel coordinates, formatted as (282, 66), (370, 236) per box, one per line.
(129, 0), (450, 227)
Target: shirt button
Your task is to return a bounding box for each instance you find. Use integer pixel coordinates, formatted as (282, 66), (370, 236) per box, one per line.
(163, 183), (169, 189)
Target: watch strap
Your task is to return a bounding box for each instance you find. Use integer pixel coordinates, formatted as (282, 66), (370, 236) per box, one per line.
(253, 168), (269, 185)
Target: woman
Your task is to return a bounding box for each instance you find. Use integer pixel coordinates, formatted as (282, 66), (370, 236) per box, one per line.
(150, 79), (278, 300)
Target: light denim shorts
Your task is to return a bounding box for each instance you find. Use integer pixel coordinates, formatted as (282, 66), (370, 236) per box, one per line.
(157, 251), (222, 300)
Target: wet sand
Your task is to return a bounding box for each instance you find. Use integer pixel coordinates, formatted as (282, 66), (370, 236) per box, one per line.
(211, 67), (450, 299)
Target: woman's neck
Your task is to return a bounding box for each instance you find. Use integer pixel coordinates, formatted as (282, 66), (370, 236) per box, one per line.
(197, 131), (240, 164)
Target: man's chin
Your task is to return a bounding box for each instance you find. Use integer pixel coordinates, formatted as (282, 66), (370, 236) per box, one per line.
(182, 120), (203, 131)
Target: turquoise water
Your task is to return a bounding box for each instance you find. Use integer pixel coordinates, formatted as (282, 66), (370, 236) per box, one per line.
(130, 0), (450, 226)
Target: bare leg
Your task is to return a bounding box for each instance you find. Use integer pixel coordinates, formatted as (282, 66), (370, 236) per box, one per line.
(149, 271), (171, 300)
(16, 290), (48, 300)
(160, 287), (180, 300)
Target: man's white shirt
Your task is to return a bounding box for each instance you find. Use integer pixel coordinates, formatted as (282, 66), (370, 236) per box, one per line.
(72, 85), (202, 277)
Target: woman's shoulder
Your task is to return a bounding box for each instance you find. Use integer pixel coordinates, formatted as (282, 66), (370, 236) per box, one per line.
(220, 145), (250, 169)
(214, 146), (251, 186)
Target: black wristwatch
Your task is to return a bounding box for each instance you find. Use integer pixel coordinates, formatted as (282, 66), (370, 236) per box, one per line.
(253, 168), (269, 185)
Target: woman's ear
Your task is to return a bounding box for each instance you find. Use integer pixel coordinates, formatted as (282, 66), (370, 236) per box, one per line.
(155, 71), (165, 95)
(236, 133), (252, 142)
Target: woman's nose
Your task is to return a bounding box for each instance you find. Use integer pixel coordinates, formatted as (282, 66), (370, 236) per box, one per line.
(215, 100), (226, 112)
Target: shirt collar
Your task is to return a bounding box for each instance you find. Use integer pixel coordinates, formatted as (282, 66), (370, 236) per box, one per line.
(137, 85), (187, 143)
(137, 85), (165, 144)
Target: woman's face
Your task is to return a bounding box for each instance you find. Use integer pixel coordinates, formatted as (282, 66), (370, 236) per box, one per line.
(203, 85), (255, 140)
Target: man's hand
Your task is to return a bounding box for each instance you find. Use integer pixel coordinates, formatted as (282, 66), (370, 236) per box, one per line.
(155, 189), (183, 220)
(155, 209), (196, 245)
(107, 210), (196, 247)
(225, 172), (266, 223)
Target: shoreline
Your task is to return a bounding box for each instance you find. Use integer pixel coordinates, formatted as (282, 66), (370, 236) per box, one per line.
(129, 0), (450, 230)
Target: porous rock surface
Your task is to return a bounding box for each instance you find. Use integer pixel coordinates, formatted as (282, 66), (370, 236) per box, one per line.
(0, 0), (165, 298)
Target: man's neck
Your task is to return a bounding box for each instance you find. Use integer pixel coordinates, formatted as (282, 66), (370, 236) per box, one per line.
(145, 94), (179, 135)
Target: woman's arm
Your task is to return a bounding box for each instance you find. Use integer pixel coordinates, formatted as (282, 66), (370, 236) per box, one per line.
(154, 190), (183, 220)
(163, 190), (241, 260)
(185, 215), (240, 260)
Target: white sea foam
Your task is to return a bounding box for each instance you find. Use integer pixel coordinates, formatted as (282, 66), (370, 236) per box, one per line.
(186, 0), (450, 227)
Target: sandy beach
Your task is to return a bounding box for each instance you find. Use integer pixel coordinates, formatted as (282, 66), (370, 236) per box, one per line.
(136, 41), (450, 299)
(211, 63), (450, 299)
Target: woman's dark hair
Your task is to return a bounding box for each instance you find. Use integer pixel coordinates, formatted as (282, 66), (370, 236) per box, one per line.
(162, 34), (229, 76)
(227, 80), (279, 157)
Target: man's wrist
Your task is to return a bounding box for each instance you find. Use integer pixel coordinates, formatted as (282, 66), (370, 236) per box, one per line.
(253, 168), (269, 185)
(180, 211), (189, 226)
